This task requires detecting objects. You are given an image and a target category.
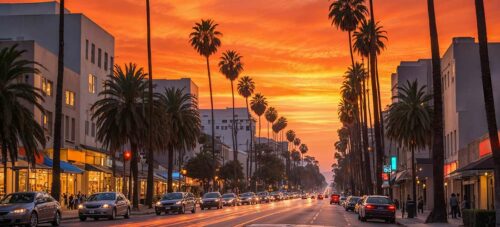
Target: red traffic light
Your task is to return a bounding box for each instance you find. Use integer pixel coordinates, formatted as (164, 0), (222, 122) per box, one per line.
(124, 151), (131, 161)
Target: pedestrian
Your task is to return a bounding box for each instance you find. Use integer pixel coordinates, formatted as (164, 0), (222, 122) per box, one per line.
(63, 193), (67, 208)
(68, 194), (74, 210)
(456, 193), (461, 218)
(461, 195), (470, 213)
(450, 193), (459, 218)
(394, 199), (400, 210)
(417, 196), (424, 214)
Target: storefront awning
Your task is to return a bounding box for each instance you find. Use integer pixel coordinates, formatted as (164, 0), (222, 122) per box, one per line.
(394, 170), (411, 183)
(450, 155), (493, 178)
(157, 171), (181, 180)
(85, 164), (112, 174)
(43, 157), (84, 174)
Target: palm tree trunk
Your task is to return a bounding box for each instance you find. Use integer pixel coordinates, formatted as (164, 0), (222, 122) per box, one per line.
(2, 142), (7, 195)
(425, 0), (447, 223)
(51, 0), (64, 202)
(362, 78), (373, 194)
(375, 58), (385, 149)
(231, 81), (238, 187)
(131, 142), (140, 209)
(111, 149), (116, 191)
(474, 1), (500, 225)
(348, 30), (355, 67)
(246, 98), (254, 185)
(145, 0), (155, 209)
(167, 145), (174, 193)
(206, 56), (216, 191)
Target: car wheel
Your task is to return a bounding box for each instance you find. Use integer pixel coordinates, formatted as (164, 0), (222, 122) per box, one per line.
(27, 212), (38, 227)
(124, 208), (131, 219)
(155, 210), (162, 216)
(179, 205), (185, 214)
(109, 208), (116, 220)
(200, 206), (204, 210)
(51, 211), (61, 226)
(191, 205), (196, 213)
(79, 216), (87, 222)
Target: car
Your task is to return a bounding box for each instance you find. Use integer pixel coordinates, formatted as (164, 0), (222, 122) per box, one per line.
(239, 192), (258, 205)
(343, 196), (351, 208)
(317, 194), (324, 200)
(78, 192), (130, 221)
(330, 194), (340, 204)
(354, 196), (367, 213)
(154, 192), (196, 215)
(345, 196), (361, 211)
(0, 192), (61, 227)
(200, 192), (223, 210)
(221, 193), (239, 206)
(270, 191), (284, 201)
(311, 194), (316, 199)
(339, 196), (347, 206)
(301, 193), (309, 199)
(358, 196), (396, 223)
(257, 191), (271, 203)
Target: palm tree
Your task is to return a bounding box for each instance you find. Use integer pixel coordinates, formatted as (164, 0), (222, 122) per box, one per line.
(286, 130), (296, 151)
(425, 0), (447, 223)
(328, 0), (368, 66)
(299, 144), (308, 165)
(386, 81), (432, 216)
(0, 45), (46, 194)
(161, 88), (201, 192)
(237, 76), (255, 182)
(219, 50), (244, 160)
(51, 0), (65, 202)
(144, 0), (156, 208)
(265, 107), (278, 146)
(250, 93), (268, 145)
(293, 138), (301, 150)
(190, 19), (222, 190)
(285, 130), (295, 188)
(473, 0), (500, 223)
(92, 63), (148, 208)
(273, 117), (288, 155)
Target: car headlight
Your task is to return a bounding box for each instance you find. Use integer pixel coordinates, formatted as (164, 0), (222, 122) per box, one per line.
(102, 204), (110, 208)
(156, 201), (162, 206)
(228, 199), (233, 202)
(214, 199), (219, 202)
(10, 208), (27, 214)
(78, 204), (84, 209)
(175, 201), (182, 205)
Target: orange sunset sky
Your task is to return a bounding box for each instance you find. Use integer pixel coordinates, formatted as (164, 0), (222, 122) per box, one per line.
(4, 0), (500, 176)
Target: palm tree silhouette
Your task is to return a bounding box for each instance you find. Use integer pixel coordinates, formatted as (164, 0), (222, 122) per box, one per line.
(265, 107), (278, 148)
(145, 0), (155, 208)
(189, 19), (222, 190)
(250, 93), (268, 145)
(237, 76), (255, 184)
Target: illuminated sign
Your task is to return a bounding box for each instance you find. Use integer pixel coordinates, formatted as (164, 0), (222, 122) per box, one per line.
(382, 173), (389, 181)
(479, 132), (500, 157)
(391, 156), (397, 171)
(383, 165), (391, 173)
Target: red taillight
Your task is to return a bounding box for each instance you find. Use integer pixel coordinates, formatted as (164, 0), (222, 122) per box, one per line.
(366, 205), (375, 209)
(388, 205), (396, 210)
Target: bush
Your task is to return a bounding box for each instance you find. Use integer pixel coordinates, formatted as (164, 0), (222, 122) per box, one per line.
(462, 209), (495, 227)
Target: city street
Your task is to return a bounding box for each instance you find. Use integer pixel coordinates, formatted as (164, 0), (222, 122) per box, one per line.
(51, 199), (395, 227)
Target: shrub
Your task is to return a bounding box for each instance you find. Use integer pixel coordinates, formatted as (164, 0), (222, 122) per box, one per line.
(462, 209), (495, 227)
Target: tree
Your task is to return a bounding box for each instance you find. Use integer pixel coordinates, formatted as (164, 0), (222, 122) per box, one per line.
(237, 76), (255, 183)
(293, 138), (301, 150)
(328, 0), (368, 66)
(92, 63), (148, 208)
(285, 130), (296, 188)
(251, 93), (268, 145)
(51, 0), (65, 202)
(299, 144), (308, 166)
(473, 1), (500, 224)
(189, 19), (222, 190)
(254, 153), (285, 188)
(145, 0), (155, 208)
(219, 50), (243, 162)
(265, 107), (278, 146)
(160, 88), (201, 192)
(219, 160), (244, 190)
(272, 117), (287, 154)
(425, 0), (447, 223)
(0, 45), (46, 194)
(386, 80), (432, 216)
(185, 151), (219, 193)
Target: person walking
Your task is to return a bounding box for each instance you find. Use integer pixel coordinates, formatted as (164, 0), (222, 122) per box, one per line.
(63, 193), (67, 209)
(417, 196), (424, 214)
(68, 194), (74, 210)
(450, 193), (459, 218)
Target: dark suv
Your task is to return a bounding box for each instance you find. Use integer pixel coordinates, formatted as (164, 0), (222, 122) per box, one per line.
(155, 192), (196, 215)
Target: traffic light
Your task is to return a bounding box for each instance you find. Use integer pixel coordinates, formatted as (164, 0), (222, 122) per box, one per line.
(124, 150), (131, 161)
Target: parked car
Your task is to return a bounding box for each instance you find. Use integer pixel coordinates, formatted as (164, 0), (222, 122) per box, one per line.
(78, 192), (130, 221)
(339, 196), (347, 206)
(239, 192), (258, 205)
(154, 192), (196, 215)
(271, 191), (284, 201)
(221, 193), (239, 206)
(358, 196), (396, 223)
(301, 193), (309, 199)
(0, 192), (61, 227)
(345, 196), (361, 211)
(200, 192), (223, 210)
(317, 194), (324, 200)
(330, 194), (340, 204)
(257, 191), (271, 203)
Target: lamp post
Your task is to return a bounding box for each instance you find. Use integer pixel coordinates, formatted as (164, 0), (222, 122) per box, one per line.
(181, 169), (187, 191)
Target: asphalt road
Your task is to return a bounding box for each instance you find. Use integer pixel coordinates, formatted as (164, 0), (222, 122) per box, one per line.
(46, 199), (397, 227)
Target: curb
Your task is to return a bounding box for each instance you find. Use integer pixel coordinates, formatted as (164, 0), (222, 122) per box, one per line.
(62, 211), (156, 221)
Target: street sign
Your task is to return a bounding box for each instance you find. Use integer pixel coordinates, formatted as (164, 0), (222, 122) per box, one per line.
(383, 165), (391, 173)
(391, 156), (397, 171)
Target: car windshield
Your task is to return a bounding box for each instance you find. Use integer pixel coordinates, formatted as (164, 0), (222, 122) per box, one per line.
(258, 192), (267, 196)
(162, 193), (183, 200)
(240, 193), (253, 197)
(0, 193), (35, 204)
(87, 193), (116, 201)
(366, 197), (392, 204)
(222, 194), (235, 198)
(203, 193), (219, 198)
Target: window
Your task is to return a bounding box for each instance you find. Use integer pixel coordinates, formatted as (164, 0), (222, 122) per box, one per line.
(110, 56), (114, 71)
(85, 121), (89, 136)
(216, 126), (219, 129)
(65, 116), (69, 140)
(98, 48), (102, 68)
(454, 130), (457, 154)
(222, 120), (227, 123)
(246, 126), (250, 131)
(91, 122), (96, 137)
(42, 111), (53, 135)
(91, 43), (95, 64)
(41, 78), (53, 96)
(65, 90), (75, 106)
(85, 39), (89, 60)
(104, 52), (108, 71)
(88, 74), (96, 94)
(71, 118), (75, 141)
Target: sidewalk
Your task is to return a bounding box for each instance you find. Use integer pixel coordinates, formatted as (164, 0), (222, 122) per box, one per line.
(395, 210), (463, 227)
(61, 204), (155, 220)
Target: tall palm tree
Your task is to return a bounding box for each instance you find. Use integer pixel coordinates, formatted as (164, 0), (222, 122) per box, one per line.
(328, 0), (368, 66)
(299, 144), (308, 166)
(190, 19), (222, 190)
(161, 88), (201, 192)
(145, 0), (155, 208)
(92, 63), (148, 208)
(286, 130), (296, 151)
(51, 0), (65, 202)
(386, 81), (432, 216)
(237, 76), (255, 182)
(0, 45), (46, 194)
(425, 0), (447, 223)
(250, 93), (268, 145)
(285, 130), (295, 188)
(265, 107), (278, 146)
(219, 50), (244, 159)
(474, 0), (500, 223)
(273, 117), (288, 155)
